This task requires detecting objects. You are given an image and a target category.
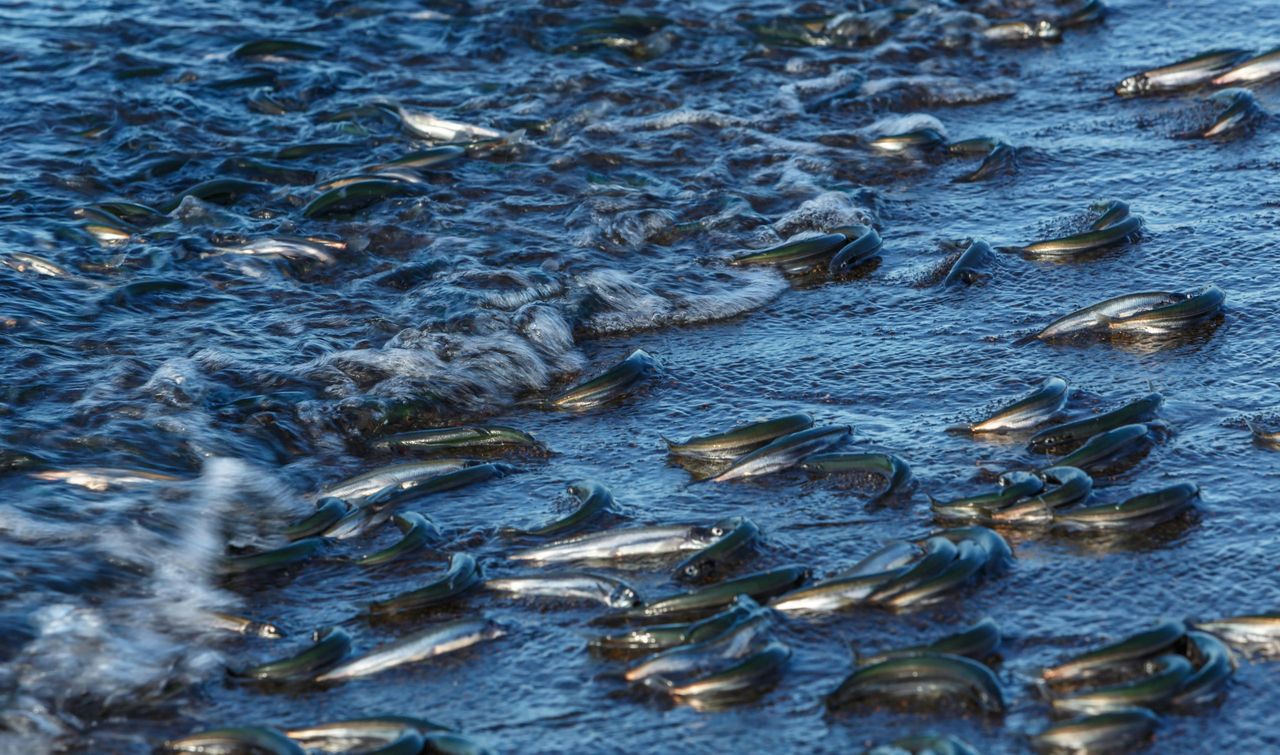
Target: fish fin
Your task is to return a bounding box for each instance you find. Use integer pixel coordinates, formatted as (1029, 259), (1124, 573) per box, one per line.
(1011, 332), (1040, 347)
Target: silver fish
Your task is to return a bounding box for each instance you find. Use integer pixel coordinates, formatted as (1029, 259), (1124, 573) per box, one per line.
(314, 618), (504, 682)
(485, 572), (641, 608)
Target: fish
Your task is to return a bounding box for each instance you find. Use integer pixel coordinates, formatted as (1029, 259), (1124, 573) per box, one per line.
(1052, 654), (1194, 714)
(302, 178), (411, 218)
(314, 618), (504, 682)
(857, 618), (1001, 666)
(207, 612), (286, 640)
(954, 142), (1016, 183)
(319, 459), (472, 503)
(1034, 291), (1177, 341)
(881, 539), (989, 609)
(1246, 420), (1280, 449)
(1031, 708), (1159, 753)
(370, 145), (467, 171)
(217, 236), (342, 265)
(29, 467), (186, 491)
(833, 540), (920, 580)
(1016, 214), (1143, 258)
(624, 610), (771, 681)
(367, 553), (482, 617)
(231, 627), (351, 681)
(942, 240), (993, 285)
(1048, 423), (1154, 474)
(626, 566), (809, 620)
(1201, 89), (1265, 139)
(421, 731), (494, 755)
(983, 19), (1061, 44)
(391, 104), (504, 142)
(666, 413), (814, 461)
(866, 537), (957, 604)
(372, 425), (540, 454)
(284, 497), (350, 541)
(770, 568), (906, 614)
(729, 232), (850, 269)
(1054, 482), (1199, 532)
(925, 526), (1014, 574)
(284, 716), (450, 753)
(1028, 393), (1163, 453)
(232, 38), (326, 59)
(326, 463), (514, 539)
(931, 471), (1046, 522)
(550, 349), (659, 410)
(671, 516), (760, 582)
(166, 177), (270, 211)
(869, 127), (947, 153)
(661, 642), (791, 707)
(485, 572), (641, 608)
(964, 377), (1069, 433)
(827, 652), (1004, 714)
(591, 596), (764, 653)
(1211, 46), (1280, 86)
(1089, 200), (1131, 231)
(828, 225), (884, 275)
(1191, 613), (1280, 652)
(1059, 0), (1108, 29)
(1043, 619), (1185, 682)
(1116, 49), (1251, 95)
(1104, 285), (1224, 334)
(355, 512), (441, 567)
(506, 479), (616, 538)
(3, 252), (74, 278)
(948, 137), (1003, 156)
(799, 452), (914, 504)
(220, 537), (328, 576)
(990, 466), (1093, 525)
(712, 425), (852, 482)
(164, 726), (304, 754)
(1171, 631), (1235, 707)
(509, 523), (721, 564)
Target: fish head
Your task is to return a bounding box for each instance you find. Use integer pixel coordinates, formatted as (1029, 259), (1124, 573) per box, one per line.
(708, 516), (744, 539)
(681, 557), (718, 581)
(1115, 74), (1149, 97)
(609, 585), (642, 609)
(688, 525), (721, 546)
(257, 623), (286, 640)
(1033, 19), (1062, 40)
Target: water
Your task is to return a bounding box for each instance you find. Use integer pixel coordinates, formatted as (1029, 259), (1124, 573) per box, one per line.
(1, 0), (1278, 752)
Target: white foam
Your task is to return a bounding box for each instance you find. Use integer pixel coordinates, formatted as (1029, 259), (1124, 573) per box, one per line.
(772, 191), (879, 238)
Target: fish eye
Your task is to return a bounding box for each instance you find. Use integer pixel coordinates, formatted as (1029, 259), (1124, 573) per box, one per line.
(711, 526), (726, 537)
(684, 563), (701, 577)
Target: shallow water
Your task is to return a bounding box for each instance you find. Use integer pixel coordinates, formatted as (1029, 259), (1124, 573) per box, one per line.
(1, 0), (1279, 752)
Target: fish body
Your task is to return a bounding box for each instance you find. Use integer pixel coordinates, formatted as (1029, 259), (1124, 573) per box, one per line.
(510, 523), (718, 564)
(551, 349), (659, 410)
(666, 413), (814, 461)
(1117, 49), (1251, 95)
(486, 572), (641, 608)
(316, 618), (504, 682)
(1028, 393), (1163, 453)
(712, 425), (852, 482)
(1043, 619), (1185, 682)
(828, 652), (1004, 714)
